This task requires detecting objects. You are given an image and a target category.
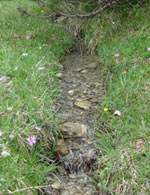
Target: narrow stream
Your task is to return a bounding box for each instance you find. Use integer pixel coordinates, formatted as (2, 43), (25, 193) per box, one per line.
(43, 52), (105, 195)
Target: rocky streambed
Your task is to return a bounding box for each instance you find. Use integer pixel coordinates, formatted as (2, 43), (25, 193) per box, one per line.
(43, 53), (106, 195)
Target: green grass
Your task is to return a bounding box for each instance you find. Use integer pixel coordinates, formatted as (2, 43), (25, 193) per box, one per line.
(84, 3), (150, 194)
(0, 0), (73, 193)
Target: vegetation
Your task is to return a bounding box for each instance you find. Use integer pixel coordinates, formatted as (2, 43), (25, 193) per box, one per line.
(0, 0), (73, 193)
(1, 0), (150, 194)
(83, 3), (150, 194)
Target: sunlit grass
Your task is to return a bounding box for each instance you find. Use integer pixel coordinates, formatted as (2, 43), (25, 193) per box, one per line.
(0, 0), (73, 193)
(84, 3), (150, 194)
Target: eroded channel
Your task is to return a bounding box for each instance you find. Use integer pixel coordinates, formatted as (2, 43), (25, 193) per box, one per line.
(43, 53), (105, 195)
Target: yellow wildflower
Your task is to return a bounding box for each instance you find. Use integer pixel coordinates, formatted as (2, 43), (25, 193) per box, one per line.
(41, 10), (44, 14)
(104, 108), (108, 112)
(122, 71), (127, 74)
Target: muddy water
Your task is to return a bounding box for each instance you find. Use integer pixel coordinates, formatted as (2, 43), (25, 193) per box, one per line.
(44, 53), (105, 195)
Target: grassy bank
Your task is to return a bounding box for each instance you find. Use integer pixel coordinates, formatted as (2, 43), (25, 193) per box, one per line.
(0, 0), (73, 193)
(84, 3), (150, 194)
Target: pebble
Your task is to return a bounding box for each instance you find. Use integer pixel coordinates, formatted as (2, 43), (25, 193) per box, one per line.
(57, 139), (68, 155)
(56, 73), (63, 78)
(51, 181), (62, 189)
(68, 89), (75, 96)
(87, 62), (98, 69)
(74, 101), (91, 110)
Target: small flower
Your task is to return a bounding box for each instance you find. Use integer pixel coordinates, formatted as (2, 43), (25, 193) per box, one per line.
(0, 131), (3, 136)
(27, 135), (36, 146)
(114, 110), (121, 116)
(38, 67), (45, 70)
(15, 66), (18, 71)
(35, 126), (42, 131)
(114, 53), (119, 57)
(122, 71), (127, 74)
(26, 23), (30, 26)
(41, 10), (44, 14)
(52, 105), (56, 111)
(1, 151), (10, 157)
(26, 35), (31, 40)
(104, 108), (108, 112)
(7, 107), (13, 111)
(22, 53), (28, 56)
(147, 47), (150, 52)
(9, 134), (15, 140)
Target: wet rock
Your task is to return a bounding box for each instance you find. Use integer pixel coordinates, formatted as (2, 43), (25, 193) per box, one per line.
(57, 139), (68, 155)
(51, 181), (62, 189)
(75, 101), (91, 110)
(60, 122), (87, 137)
(56, 73), (63, 78)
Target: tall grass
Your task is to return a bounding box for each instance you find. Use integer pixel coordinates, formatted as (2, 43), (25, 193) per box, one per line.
(84, 3), (150, 194)
(0, 0), (73, 193)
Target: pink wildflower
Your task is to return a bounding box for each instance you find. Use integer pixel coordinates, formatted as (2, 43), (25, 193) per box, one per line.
(114, 53), (120, 57)
(22, 53), (28, 56)
(147, 47), (150, 52)
(52, 105), (56, 111)
(114, 110), (121, 116)
(27, 135), (36, 146)
(26, 35), (31, 40)
(15, 66), (18, 71)
(35, 126), (42, 131)
(38, 67), (45, 70)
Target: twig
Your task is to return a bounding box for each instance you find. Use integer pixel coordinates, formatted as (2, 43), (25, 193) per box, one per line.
(53, 1), (116, 19)
(8, 184), (51, 194)
(37, 153), (55, 163)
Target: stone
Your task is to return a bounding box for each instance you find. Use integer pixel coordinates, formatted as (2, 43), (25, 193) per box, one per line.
(68, 90), (75, 96)
(81, 69), (88, 74)
(57, 139), (68, 155)
(60, 122), (87, 137)
(73, 67), (82, 72)
(51, 181), (62, 189)
(74, 101), (91, 110)
(56, 73), (63, 78)
(0, 76), (7, 83)
(61, 189), (90, 195)
(87, 62), (98, 69)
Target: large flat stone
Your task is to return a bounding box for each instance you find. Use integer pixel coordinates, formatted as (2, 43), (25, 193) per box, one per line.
(60, 122), (87, 137)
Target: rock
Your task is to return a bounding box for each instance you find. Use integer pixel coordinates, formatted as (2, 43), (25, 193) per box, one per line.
(57, 139), (68, 155)
(68, 90), (75, 96)
(61, 189), (90, 195)
(60, 122), (87, 137)
(74, 101), (91, 110)
(0, 76), (7, 83)
(73, 67), (82, 72)
(51, 181), (62, 189)
(81, 69), (88, 74)
(56, 73), (63, 78)
(87, 62), (98, 69)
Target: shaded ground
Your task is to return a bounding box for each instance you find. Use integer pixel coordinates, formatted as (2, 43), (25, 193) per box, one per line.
(43, 53), (106, 195)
